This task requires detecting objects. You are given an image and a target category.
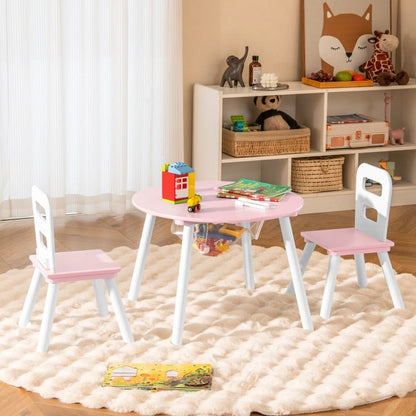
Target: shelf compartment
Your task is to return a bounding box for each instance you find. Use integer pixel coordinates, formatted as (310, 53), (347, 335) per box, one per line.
(221, 159), (289, 185)
(358, 149), (416, 185)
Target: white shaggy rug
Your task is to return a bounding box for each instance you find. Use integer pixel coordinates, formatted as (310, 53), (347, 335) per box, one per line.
(0, 244), (415, 416)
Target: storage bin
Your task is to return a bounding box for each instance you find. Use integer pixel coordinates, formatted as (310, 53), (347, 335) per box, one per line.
(222, 126), (310, 157)
(291, 156), (345, 193)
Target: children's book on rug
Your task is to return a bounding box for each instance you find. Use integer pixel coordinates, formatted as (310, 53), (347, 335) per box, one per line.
(217, 178), (291, 202)
(102, 363), (213, 392)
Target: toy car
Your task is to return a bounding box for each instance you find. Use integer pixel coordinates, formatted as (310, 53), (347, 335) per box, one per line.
(187, 194), (202, 213)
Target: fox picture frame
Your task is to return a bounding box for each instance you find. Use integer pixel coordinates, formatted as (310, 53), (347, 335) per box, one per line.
(302, 0), (392, 78)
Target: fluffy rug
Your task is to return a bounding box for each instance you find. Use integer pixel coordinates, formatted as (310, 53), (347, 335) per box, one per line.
(0, 244), (415, 416)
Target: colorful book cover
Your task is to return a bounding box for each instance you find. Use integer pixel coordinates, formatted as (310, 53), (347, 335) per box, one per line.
(327, 113), (373, 124)
(102, 363), (213, 391)
(217, 178), (291, 201)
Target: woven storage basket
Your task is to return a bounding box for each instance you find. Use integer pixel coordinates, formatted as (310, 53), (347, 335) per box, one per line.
(222, 126), (310, 157)
(291, 156), (345, 193)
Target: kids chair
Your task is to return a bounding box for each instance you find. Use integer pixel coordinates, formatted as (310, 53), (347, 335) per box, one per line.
(289, 163), (404, 319)
(19, 185), (134, 352)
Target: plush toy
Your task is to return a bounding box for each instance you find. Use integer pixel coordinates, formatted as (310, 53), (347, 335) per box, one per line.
(359, 30), (409, 86)
(254, 95), (300, 131)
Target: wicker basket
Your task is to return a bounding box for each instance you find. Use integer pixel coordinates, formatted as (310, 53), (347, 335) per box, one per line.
(222, 126), (310, 157)
(291, 156), (345, 193)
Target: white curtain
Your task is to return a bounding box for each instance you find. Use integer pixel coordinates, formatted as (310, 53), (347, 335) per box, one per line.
(0, 0), (183, 219)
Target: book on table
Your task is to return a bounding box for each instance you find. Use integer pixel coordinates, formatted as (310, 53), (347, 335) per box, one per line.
(217, 178), (291, 202)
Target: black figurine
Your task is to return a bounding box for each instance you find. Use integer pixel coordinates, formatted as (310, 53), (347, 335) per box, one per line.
(220, 46), (248, 88)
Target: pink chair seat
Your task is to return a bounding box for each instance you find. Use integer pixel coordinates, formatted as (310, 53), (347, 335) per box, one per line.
(301, 228), (394, 256)
(30, 250), (120, 283)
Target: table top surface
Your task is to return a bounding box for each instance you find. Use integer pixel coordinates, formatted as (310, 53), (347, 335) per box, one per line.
(132, 181), (304, 225)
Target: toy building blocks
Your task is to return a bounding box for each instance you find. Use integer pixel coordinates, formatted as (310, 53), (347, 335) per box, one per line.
(219, 223), (246, 238)
(162, 162), (196, 204)
(379, 160), (402, 181)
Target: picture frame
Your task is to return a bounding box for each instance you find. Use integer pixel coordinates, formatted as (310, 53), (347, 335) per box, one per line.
(301, 0), (392, 77)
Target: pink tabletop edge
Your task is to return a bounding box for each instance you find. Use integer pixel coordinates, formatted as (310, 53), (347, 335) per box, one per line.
(132, 181), (304, 225)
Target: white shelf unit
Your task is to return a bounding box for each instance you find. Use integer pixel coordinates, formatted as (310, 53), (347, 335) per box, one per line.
(192, 81), (416, 214)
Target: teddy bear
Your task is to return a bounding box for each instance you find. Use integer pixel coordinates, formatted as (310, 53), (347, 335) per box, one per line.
(254, 95), (300, 131)
(359, 30), (409, 86)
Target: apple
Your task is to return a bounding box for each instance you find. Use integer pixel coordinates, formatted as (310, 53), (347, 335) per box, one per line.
(352, 74), (366, 81)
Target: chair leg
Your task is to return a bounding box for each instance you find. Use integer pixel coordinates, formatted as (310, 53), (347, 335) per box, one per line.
(320, 255), (340, 320)
(279, 217), (313, 331)
(354, 253), (368, 288)
(286, 241), (315, 295)
(19, 268), (43, 327)
(92, 279), (109, 316)
(377, 252), (405, 309)
(104, 279), (134, 343)
(37, 282), (60, 353)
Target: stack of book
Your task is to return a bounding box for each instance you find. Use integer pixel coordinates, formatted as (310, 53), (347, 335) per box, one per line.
(217, 178), (291, 202)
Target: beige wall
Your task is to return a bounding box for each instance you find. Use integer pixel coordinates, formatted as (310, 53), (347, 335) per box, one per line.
(182, 0), (416, 165)
(399, 1), (416, 75)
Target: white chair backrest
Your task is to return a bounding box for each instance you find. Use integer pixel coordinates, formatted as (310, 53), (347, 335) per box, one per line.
(32, 186), (56, 272)
(355, 163), (392, 241)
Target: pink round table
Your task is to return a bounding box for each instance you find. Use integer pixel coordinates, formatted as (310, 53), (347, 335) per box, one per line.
(129, 181), (313, 345)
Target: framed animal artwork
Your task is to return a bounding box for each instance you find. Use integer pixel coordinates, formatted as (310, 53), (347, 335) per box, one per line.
(301, 0), (392, 77)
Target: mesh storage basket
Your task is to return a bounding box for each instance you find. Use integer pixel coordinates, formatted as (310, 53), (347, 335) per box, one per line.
(291, 156), (345, 193)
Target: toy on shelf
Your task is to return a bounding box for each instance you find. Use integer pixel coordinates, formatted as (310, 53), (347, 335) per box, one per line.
(253, 95), (300, 131)
(379, 160), (402, 181)
(359, 30), (409, 86)
(220, 46), (248, 88)
(162, 162), (195, 204)
(230, 115), (249, 132)
(187, 194), (202, 213)
(384, 93), (405, 145)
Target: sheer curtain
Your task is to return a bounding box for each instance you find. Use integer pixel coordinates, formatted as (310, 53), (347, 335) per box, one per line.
(0, 0), (183, 219)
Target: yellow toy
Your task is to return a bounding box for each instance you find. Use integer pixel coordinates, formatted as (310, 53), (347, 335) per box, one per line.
(187, 194), (202, 213)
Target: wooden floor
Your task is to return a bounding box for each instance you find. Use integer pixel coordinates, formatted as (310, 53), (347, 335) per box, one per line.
(0, 205), (415, 416)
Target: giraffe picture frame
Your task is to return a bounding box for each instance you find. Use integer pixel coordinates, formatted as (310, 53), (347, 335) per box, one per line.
(301, 0), (392, 78)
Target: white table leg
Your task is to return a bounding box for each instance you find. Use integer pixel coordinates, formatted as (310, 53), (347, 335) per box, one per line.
(241, 222), (255, 290)
(279, 216), (314, 331)
(171, 223), (194, 346)
(128, 213), (156, 301)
